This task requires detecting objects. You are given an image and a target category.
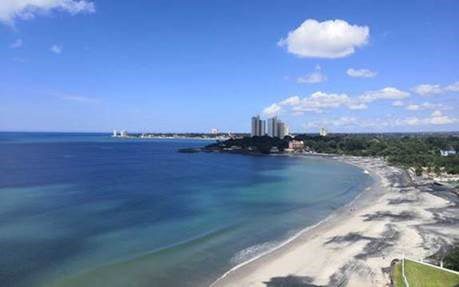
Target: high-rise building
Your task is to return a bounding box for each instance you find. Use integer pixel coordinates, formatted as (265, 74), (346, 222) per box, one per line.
(251, 116), (266, 137)
(253, 116), (288, 138)
(319, 128), (328, 137)
(267, 117), (278, 138)
(277, 121), (288, 139)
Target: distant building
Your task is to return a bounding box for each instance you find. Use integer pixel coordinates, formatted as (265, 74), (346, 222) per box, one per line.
(267, 117), (278, 138)
(264, 116), (289, 138)
(211, 128), (219, 134)
(440, 148), (456, 156)
(251, 115), (266, 137)
(252, 116), (289, 139)
(120, 130), (128, 137)
(288, 140), (304, 151)
(113, 130), (118, 137)
(277, 120), (288, 139)
(319, 128), (328, 137)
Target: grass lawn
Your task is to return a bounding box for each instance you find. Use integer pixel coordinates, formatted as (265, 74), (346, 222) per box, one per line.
(399, 259), (459, 287)
(392, 262), (405, 287)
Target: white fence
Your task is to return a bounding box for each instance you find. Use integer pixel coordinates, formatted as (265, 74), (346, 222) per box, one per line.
(401, 256), (459, 286)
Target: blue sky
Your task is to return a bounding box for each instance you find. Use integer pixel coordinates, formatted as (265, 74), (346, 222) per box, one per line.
(1, 0), (458, 133)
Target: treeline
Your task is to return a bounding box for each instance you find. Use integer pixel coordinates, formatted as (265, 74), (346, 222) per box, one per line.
(207, 135), (289, 154)
(293, 134), (459, 175)
(208, 134), (459, 174)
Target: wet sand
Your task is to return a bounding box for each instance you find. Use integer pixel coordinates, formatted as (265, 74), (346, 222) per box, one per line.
(211, 156), (459, 287)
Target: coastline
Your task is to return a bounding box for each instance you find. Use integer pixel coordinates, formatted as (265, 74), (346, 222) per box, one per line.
(211, 155), (459, 287)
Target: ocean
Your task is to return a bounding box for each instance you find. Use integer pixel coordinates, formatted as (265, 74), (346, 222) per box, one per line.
(0, 132), (372, 287)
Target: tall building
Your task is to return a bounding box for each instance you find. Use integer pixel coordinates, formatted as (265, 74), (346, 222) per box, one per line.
(319, 128), (328, 137)
(253, 116), (288, 138)
(277, 121), (288, 139)
(251, 115), (266, 137)
(267, 117), (278, 138)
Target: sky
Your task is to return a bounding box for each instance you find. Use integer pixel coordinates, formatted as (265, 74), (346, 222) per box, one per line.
(1, 0), (458, 133)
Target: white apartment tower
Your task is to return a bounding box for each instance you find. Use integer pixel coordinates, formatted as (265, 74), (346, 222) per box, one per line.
(251, 115), (266, 137)
(267, 117), (278, 138)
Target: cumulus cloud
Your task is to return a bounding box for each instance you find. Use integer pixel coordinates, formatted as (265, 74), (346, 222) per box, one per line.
(404, 102), (446, 111)
(264, 91), (362, 115)
(0, 0), (95, 24)
(392, 100), (404, 107)
(411, 84), (443, 96)
(264, 87), (409, 116)
(346, 68), (377, 78)
(445, 81), (459, 92)
(411, 81), (459, 96)
(10, 38), (22, 48)
(50, 44), (62, 54)
(400, 111), (456, 126)
(278, 19), (369, 58)
(292, 91), (351, 113)
(263, 103), (281, 117)
(297, 65), (327, 84)
(306, 112), (457, 130)
(359, 87), (409, 103)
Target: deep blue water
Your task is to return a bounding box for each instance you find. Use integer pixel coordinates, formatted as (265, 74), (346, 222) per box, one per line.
(0, 132), (371, 287)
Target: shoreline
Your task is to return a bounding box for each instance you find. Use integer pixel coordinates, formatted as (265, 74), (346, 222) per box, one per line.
(210, 154), (374, 286)
(211, 155), (459, 287)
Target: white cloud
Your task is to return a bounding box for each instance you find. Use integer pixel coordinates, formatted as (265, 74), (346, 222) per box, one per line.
(280, 96), (301, 106)
(346, 68), (377, 78)
(265, 91), (357, 115)
(392, 100), (404, 107)
(278, 19), (369, 58)
(399, 111), (456, 126)
(0, 0), (95, 24)
(297, 65), (327, 84)
(359, 87), (409, 103)
(50, 44), (62, 54)
(10, 38), (22, 48)
(411, 84), (443, 96)
(431, 110), (443, 117)
(411, 81), (459, 96)
(263, 103), (281, 117)
(406, 104), (420, 111)
(445, 81), (459, 92)
(405, 102), (446, 111)
(346, 102), (368, 110)
(428, 111), (455, 125)
(293, 91), (351, 113)
(265, 87), (410, 116)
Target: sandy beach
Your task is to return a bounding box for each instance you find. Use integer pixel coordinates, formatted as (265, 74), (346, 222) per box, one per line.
(212, 156), (459, 287)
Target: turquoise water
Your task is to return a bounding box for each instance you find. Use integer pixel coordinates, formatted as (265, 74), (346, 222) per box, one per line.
(0, 132), (371, 287)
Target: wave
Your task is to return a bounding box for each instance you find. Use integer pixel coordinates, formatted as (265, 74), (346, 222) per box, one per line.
(210, 166), (374, 287)
(230, 240), (280, 266)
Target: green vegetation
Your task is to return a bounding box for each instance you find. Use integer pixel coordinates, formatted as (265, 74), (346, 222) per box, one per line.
(444, 245), (459, 271)
(392, 262), (405, 287)
(207, 133), (459, 174)
(393, 259), (459, 287)
(402, 259), (459, 287)
(207, 135), (290, 154)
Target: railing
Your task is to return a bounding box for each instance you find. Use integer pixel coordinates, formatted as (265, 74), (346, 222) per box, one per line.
(401, 256), (459, 287)
(405, 257), (459, 275)
(401, 257), (410, 287)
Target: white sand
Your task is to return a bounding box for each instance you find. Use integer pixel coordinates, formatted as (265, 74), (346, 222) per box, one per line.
(211, 156), (459, 287)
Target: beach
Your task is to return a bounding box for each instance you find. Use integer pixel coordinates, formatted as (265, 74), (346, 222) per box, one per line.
(212, 156), (459, 287)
